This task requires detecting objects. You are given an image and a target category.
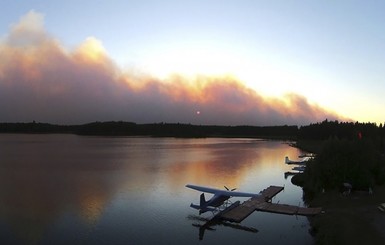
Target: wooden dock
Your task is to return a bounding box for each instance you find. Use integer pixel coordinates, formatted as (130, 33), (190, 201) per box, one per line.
(219, 185), (322, 223)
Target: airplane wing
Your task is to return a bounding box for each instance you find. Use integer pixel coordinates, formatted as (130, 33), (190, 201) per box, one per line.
(186, 184), (223, 194)
(226, 191), (261, 197)
(186, 184), (260, 197)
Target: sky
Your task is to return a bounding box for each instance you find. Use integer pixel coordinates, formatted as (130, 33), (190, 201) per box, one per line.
(1, 0), (384, 125)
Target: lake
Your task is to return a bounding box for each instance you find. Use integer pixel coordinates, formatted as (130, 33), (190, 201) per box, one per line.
(0, 134), (313, 244)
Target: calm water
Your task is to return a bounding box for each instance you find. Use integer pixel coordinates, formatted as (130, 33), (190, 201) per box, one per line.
(0, 134), (313, 245)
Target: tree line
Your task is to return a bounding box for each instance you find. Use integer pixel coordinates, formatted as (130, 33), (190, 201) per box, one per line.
(292, 120), (385, 198)
(1, 120), (384, 141)
(0, 121), (298, 138)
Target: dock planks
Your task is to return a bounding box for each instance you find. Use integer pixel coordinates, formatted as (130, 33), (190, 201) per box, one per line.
(219, 185), (322, 223)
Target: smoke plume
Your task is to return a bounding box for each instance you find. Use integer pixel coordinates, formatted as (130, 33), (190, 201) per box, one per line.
(0, 11), (342, 125)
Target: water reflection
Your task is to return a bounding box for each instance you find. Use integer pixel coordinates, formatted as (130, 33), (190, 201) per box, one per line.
(166, 139), (299, 189)
(187, 215), (258, 240)
(0, 135), (127, 244)
(0, 170), (119, 244)
(0, 135), (308, 244)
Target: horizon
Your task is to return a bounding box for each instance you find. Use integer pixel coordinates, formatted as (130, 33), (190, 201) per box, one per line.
(0, 119), (381, 128)
(1, 2), (385, 125)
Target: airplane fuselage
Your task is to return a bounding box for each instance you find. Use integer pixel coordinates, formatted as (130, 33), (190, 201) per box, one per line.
(207, 195), (230, 207)
(186, 184), (261, 214)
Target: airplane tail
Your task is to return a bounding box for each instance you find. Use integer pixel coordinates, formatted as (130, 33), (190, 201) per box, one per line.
(189, 193), (207, 211)
(285, 156), (290, 164)
(190, 203), (201, 210)
(200, 193), (207, 206)
(189, 193), (216, 214)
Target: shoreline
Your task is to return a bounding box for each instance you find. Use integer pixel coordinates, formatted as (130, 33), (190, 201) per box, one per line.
(290, 140), (385, 244)
(307, 187), (385, 244)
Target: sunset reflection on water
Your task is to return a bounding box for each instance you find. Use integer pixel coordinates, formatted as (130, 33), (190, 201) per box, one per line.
(0, 135), (310, 245)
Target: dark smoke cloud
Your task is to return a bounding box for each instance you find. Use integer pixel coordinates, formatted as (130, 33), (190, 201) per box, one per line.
(0, 11), (342, 125)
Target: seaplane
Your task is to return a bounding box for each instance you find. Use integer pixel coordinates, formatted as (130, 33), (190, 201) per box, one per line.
(285, 156), (310, 165)
(185, 184), (261, 214)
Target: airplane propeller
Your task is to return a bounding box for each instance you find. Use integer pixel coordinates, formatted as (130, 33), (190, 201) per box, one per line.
(224, 186), (237, 191)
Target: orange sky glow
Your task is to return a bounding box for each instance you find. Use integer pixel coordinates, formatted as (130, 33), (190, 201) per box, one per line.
(0, 11), (345, 125)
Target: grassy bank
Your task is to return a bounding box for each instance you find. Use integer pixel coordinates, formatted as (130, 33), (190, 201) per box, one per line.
(292, 136), (385, 244)
(308, 187), (385, 244)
